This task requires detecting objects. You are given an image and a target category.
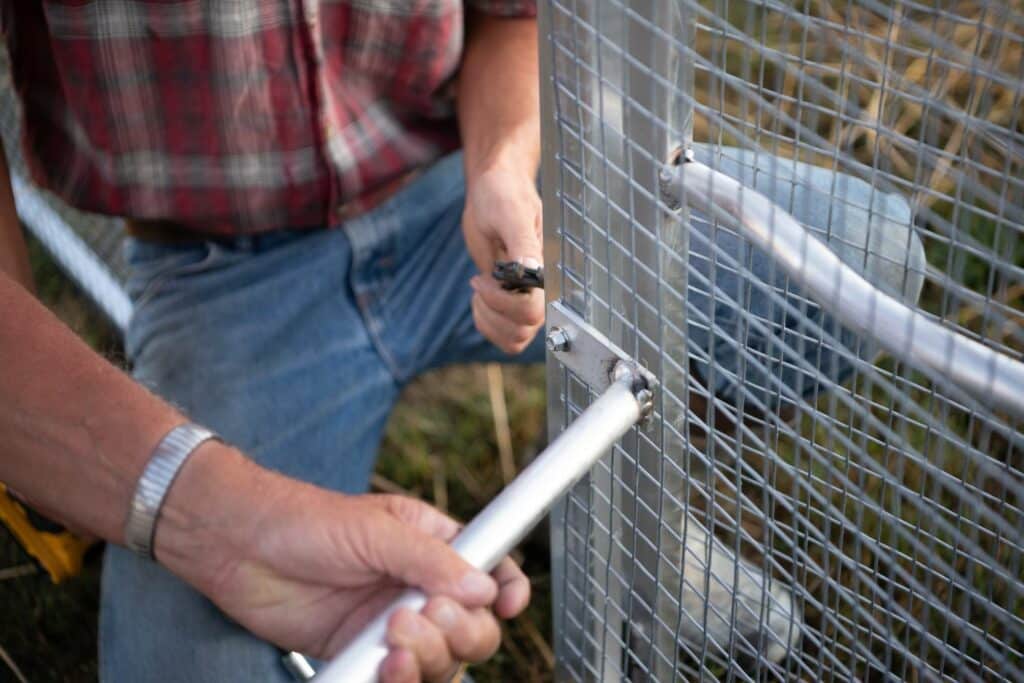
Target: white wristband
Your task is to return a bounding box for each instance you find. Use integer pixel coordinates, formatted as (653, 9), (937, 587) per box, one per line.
(124, 423), (219, 559)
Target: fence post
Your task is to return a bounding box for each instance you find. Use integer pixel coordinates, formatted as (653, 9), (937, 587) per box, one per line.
(542, 1), (694, 679)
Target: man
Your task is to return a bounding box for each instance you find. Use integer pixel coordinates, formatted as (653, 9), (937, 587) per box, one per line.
(1, 1), (545, 681)
(1, 0), (930, 678)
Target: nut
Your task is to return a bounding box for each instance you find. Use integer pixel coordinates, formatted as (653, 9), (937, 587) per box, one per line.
(635, 388), (654, 419)
(546, 327), (571, 352)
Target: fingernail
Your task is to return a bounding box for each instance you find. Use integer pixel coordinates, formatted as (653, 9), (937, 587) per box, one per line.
(520, 256), (541, 269)
(434, 601), (458, 631)
(459, 570), (495, 599)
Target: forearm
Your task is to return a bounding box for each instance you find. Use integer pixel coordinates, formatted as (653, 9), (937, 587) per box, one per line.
(0, 139), (35, 292)
(0, 272), (196, 542)
(457, 11), (540, 182)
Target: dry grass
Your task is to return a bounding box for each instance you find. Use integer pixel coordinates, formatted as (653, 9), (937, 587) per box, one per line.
(375, 364), (550, 681)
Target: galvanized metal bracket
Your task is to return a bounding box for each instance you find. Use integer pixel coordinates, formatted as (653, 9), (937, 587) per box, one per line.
(545, 301), (657, 416)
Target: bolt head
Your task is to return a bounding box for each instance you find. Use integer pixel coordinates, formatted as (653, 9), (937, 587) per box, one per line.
(636, 388), (654, 419)
(546, 327), (571, 352)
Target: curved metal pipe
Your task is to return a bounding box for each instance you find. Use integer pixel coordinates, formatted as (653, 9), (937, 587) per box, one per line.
(660, 157), (1024, 420)
(313, 364), (647, 682)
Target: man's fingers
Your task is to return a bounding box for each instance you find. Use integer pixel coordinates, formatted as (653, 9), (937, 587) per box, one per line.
(381, 494), (462, 543)
(494, 192), (543, 266)
(386, 608), (456, 682)
(471, 293), (539, 354)
(492, 556), (531, 619)
(471, 275), (544, 327)
(422, 596), (503, 665)
(379, 647), (419, 683)
(365, 514), (497, 607)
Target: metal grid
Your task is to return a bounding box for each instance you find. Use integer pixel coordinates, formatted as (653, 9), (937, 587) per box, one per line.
(542, 1), (1024, 681)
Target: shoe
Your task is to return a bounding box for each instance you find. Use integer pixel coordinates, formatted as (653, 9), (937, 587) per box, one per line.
(674, 517), (801, 664)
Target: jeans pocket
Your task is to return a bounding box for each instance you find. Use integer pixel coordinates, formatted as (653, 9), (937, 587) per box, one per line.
(124, 238), (221, 311)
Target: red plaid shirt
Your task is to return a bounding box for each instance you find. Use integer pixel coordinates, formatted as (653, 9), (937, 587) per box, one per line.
(2, 1), (536, 234)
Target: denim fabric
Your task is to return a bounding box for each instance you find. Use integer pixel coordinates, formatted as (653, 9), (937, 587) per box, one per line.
(100, 151), (543, 683)
(99, 147), (924, 681)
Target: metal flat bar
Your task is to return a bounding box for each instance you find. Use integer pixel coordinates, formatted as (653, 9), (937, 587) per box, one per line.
(547, 300), (657, 393)
(313, 368), (646, 683)
(661, 158), (1024, 420)
(619, 2), (693, 680)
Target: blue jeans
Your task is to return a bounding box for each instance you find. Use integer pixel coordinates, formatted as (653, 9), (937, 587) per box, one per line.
(100, 151), (544, 682)
(100, 148), (923, 681)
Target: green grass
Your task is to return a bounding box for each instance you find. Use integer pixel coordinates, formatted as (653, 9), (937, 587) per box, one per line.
(0, 238), (551, 682)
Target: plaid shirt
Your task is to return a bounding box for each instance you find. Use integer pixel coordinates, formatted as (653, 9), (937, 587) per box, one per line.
(2, 1), (536, 234)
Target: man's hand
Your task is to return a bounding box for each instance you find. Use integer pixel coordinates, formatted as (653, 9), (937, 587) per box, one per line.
(462, 162), (544, 354)
(155, 442), (529, 683)
(457, 11), (542, 355)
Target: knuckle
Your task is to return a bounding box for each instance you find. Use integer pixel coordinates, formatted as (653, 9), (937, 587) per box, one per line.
(457, 625), (484, 661)
(504, 338), (527, 354)
(416, 616), (452, 676)
(523, 308), (545, 327)
(425, 647), (453, 680)
(386, 609), (416, 649)
(515, 328), (538, 346)
(474, 615), (502, 660)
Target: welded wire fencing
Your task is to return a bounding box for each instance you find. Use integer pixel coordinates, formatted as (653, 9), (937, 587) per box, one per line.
(541, 1), (1024, 681)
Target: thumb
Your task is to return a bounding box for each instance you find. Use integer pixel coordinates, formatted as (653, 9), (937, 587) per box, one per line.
(366, 513), (498, 608)
(495, 205), (543, 268)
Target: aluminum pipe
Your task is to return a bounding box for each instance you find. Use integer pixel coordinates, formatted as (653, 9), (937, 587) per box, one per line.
(313, 363), (648, 682)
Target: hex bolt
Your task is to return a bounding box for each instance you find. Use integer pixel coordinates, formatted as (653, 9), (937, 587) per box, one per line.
(635, 388), (654, 419)
(546, 327), (571, 352)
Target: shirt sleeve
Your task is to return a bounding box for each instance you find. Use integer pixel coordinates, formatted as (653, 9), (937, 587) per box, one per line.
(467, 1), (537, 18)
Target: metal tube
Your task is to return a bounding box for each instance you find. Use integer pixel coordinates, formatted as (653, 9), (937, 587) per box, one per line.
(313, 368), (646, 683)
(11, 174), (132, 334)
(661, 159), (1024, 420)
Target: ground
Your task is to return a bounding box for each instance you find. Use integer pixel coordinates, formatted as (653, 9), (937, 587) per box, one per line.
(0, 236), (553, 682)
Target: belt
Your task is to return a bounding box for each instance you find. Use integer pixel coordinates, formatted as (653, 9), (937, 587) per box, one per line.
(125, 170), (420, 245)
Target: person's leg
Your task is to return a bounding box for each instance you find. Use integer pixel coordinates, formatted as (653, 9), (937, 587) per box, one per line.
(686, 144), (926, 417)
(101, 229), (400, 683)
(662, 149), (926, 663)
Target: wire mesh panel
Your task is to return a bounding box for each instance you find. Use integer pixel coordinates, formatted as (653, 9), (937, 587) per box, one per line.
(542, 1), (1024, 681)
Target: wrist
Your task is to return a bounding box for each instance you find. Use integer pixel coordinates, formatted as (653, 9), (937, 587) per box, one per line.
(151, 440), (271, 583)
(464, 134), (539, 189)
(124, 424), (220, 558)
